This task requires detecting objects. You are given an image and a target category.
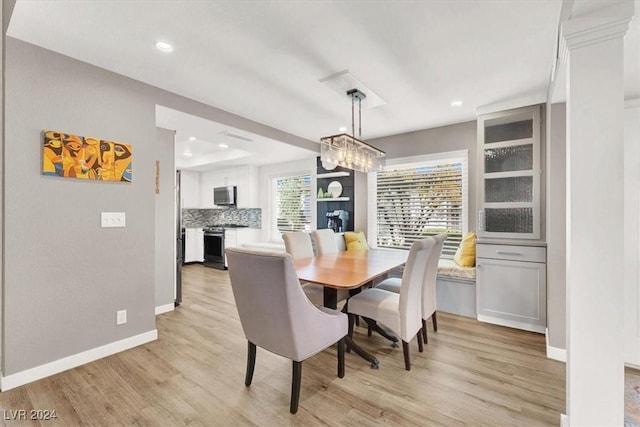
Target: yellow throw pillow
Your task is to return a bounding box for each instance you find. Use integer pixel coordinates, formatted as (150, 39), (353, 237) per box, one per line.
(453, 232), (476, 267)
(344, 231), (369, 252)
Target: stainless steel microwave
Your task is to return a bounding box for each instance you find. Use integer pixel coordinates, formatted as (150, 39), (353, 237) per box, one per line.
(213, 186), (237, 206)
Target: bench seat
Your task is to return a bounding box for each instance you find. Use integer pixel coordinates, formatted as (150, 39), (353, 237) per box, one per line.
(437, 258), (476, 280)
(436, 259), (476, 318)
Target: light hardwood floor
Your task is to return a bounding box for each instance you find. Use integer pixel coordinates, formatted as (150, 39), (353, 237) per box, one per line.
(0, 264), (566, 426)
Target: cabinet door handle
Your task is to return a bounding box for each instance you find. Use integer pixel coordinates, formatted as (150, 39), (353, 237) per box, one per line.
(496, 250), (522, 256)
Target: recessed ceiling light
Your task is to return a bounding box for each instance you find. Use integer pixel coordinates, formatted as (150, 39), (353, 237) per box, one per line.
(188, 136), (196, 141)
(451, 100), (463, 107)
(182, 151), (193, 158)
(338, 126), (347, 132)
(218, 143), (229, 149)
(155, 41), (174, 53)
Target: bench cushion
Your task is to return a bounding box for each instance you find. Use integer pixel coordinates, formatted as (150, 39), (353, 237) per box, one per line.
(437, 258), (476, 280)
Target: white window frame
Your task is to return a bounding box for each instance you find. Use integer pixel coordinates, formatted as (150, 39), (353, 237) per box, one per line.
(367, 150), (469, 258)
(269, 171), (313, 242)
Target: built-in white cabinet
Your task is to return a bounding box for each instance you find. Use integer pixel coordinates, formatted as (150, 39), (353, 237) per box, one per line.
(184, 228), (204, 263)
(476, 242), (546, 333)
(181, 171), (201, 209)
(223, 229), (238, 268)
(477, 105), (541, 239)
(225, 230), (238, 248)
(475, 104), (547, 334)
(199, 165), (259, 208)
(234, 166), (259, 208)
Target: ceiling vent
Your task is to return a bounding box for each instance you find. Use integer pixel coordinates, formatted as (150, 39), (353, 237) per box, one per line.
(219, 130), (253, 142)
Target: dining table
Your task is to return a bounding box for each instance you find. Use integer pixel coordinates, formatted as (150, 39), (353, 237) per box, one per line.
(294, 248), (409, 368)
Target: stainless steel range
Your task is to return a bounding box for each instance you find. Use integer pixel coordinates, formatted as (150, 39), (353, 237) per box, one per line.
(203, 224), (248, 269)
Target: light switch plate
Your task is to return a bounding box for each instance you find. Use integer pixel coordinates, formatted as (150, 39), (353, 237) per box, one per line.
(116, 310), (127, 325)
(101, 212), (126, 228)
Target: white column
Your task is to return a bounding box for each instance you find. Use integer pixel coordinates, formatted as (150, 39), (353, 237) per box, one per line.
(561, 3), (634, 425)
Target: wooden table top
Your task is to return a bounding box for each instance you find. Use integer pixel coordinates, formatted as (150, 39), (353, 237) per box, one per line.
(294, 249), (409, 289)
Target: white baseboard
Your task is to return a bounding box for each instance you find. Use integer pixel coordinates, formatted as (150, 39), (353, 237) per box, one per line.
(545, 327), (567, 362)
(476, 314), (546, 334)
(560, 413), (568, 426)
(0, 329), (158, 391)
(155, 303), (175, 315)
(546, 345), (567, 362)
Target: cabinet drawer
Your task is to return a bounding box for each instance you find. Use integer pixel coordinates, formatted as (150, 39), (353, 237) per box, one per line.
(476, 243), (545, 262)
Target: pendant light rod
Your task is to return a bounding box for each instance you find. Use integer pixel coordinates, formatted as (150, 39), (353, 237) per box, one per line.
(346, 89), (366, 138)
(351, 93), (355, 139)
(359, 96), (362, 138)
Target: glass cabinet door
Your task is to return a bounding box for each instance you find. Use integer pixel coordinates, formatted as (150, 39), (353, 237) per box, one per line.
(478, 105), (541, 239)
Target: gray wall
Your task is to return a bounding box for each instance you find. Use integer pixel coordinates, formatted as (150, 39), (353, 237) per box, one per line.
(368, 120), (478, 233)
(155, 127), (176, 309)
(547, 102), (567, 350)
(3, 37), (317, 377)
(4, 38), (157, 374)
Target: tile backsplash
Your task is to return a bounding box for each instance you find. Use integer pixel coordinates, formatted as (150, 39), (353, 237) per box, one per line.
(182, 208), (261, 228)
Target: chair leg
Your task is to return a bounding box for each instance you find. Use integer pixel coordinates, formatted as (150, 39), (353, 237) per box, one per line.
(417, 330), (424, 353)
(290, 361), (302, 414)
(367, 324), (372, 337)
(402, 340), (411, 371)
(337, 337), (345, 378)
(245, 341), (256, 387)
(422, 319), (428, 344)
(347, 314), (355, 353)
(432, 312), (438, 332)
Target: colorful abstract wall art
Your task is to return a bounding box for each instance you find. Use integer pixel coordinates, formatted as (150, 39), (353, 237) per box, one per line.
(42, 130), (132, 182)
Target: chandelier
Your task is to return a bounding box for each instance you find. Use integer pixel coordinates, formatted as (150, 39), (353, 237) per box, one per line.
(320, 89), (385, 173)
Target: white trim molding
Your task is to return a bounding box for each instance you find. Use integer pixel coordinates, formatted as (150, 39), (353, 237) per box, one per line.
(155, 303), (175, 315)
(476, 314), (546, 334)
(547, 346), (567, 363)
(560, 414), (568, 427)
(546, 328), (567, 362)
(0, 330), (158, 391)
(626, 98), (640, 109)
(475, 94), (547, 117)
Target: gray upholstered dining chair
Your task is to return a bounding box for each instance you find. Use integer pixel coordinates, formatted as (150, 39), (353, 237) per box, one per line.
(226, 247), (348, 414)
(311, 228), (340, 255)
(375, 234), (447, 343)
(282, 231), (314, 259)
(347, 237), (436, 371)
(282, 231), (348, 306)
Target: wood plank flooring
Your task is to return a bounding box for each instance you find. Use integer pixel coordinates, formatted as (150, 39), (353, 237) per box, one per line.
(0, 264), (566, 426)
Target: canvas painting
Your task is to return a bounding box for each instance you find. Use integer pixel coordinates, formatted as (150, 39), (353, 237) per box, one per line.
(42, 130), (132, 182)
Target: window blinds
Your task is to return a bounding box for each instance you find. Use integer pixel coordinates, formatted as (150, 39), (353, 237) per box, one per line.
(375, 162), (464, 256)
(275, 174), (312, 232)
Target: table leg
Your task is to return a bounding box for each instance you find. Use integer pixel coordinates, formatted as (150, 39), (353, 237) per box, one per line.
(324, 288), (379, 369)
(362, 317), (399, 344)
(323, 287), (338, 310)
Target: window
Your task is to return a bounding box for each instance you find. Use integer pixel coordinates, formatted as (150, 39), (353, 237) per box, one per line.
(273, 174), (312, 234)
(368, 151), (468, 257)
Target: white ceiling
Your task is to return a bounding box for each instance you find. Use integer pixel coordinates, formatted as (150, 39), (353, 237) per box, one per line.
(157, 106), (317, 171)
(6, 1), (637, 169)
